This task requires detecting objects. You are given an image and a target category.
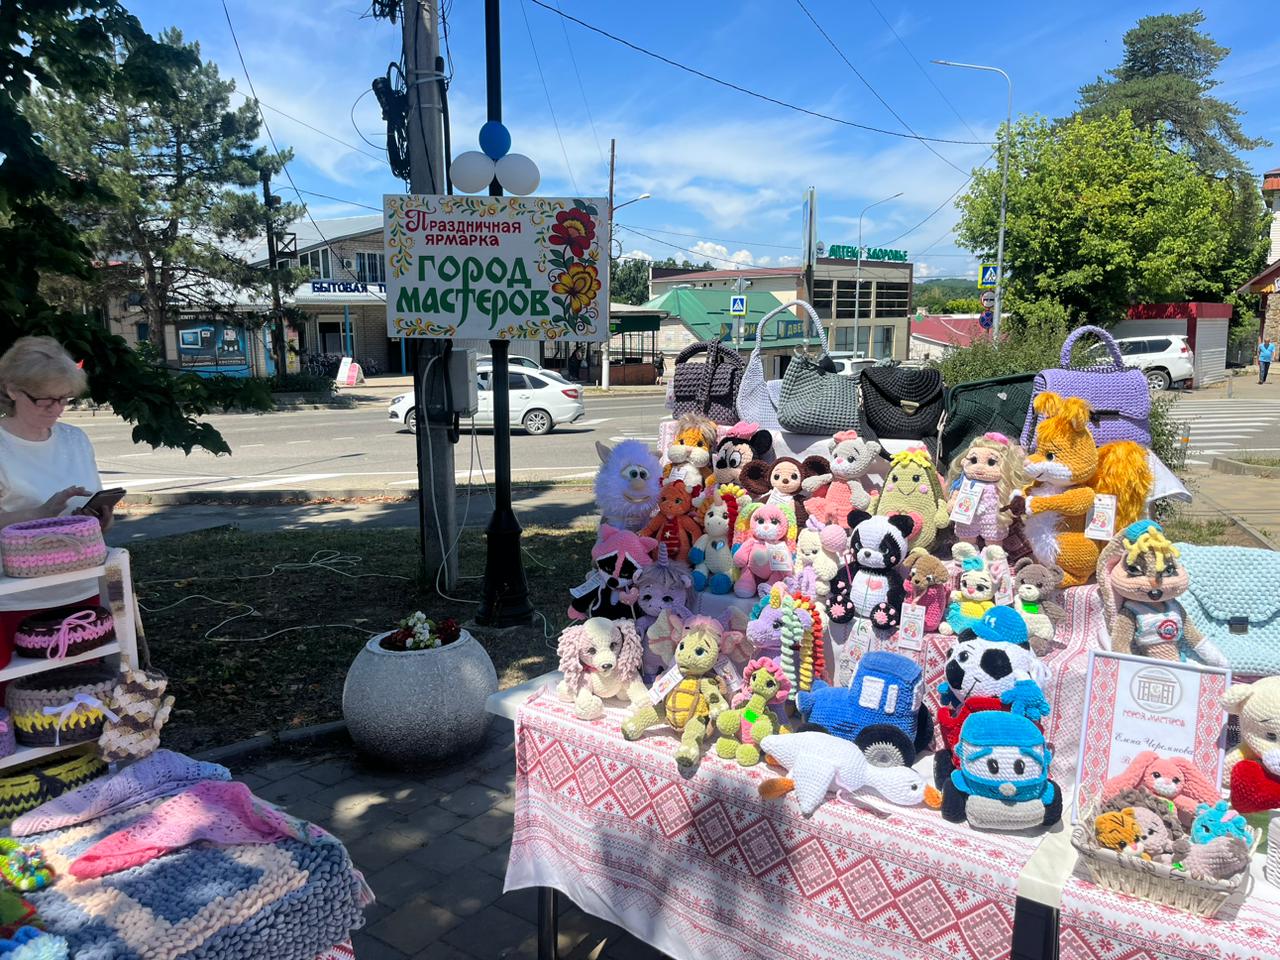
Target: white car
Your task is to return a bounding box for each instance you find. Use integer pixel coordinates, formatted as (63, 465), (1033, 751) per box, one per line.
(387, 370), (584, 435)
(1113, 335), (1195, 390)
(477, 360), (572, 385)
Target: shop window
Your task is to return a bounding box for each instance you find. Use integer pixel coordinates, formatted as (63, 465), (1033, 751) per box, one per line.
(812, 279), (833, 317)
(355, 251), (385, 284)
(298, 248), (331, 279)
(874, 325), (895, 359)
(318, 321), (344, 353)
(834, 326), (872, 357)
(873, 281), (910, 317)
(135, 322), (150, 344)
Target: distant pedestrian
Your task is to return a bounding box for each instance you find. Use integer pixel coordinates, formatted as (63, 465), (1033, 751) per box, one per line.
(654, 351), (665, 385)
(568, 346), (582, 381)
(1259, 337), (1275, 384)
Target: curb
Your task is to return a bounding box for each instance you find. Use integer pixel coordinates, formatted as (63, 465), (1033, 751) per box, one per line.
(120, 481), (594, 508)
(196, 719), (350, 767)
(1188, 487), (1278, 551)
(1211, 456), (1280, 479)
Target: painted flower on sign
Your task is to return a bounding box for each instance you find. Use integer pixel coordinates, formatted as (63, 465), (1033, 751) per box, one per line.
(552, 263), (602, 313)
(549, 209), (596, 257)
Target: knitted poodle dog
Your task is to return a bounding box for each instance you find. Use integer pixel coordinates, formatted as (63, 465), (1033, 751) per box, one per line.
(556, 618), (649, 721)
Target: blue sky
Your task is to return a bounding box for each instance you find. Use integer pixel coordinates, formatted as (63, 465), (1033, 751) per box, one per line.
(129, 0), (1277, 281)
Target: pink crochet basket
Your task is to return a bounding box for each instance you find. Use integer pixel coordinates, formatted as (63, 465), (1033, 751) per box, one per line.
(0, 516), (106, 578)
(14, 606), (114, 660)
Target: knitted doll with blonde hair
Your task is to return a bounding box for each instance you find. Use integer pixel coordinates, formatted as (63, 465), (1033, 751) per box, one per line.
(945, 432), (1028, 547)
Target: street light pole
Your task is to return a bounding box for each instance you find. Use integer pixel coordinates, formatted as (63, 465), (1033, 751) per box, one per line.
(601, 139), (648, 391)
(933, 59), (1012, 340)
(854, 192), (902, 359)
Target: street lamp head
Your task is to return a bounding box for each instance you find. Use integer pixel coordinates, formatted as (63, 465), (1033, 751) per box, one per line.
(613, 193), (652, 211)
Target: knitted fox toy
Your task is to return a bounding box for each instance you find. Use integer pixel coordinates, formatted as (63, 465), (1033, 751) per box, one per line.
(1014, 393), (1152, 589)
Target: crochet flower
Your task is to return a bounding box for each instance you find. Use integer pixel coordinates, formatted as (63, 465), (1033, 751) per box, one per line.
(552, 263), (602, 314)
(548, 209), (595, 256)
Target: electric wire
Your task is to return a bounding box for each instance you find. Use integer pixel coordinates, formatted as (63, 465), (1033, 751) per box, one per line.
(877, 149), (997, 247)
(616, 225), (767, 268)
(233, 89), (384, 161)
(350, 87), (388, 153)
(792, 0), (965, 175)
(527, 0), (992, 146)
(519, 0), (579, 193)
(292, 189), (382, 212)
(553, 0), (605, 167)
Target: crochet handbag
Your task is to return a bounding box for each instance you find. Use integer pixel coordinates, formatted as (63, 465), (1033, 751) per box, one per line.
(0, 753), (106, 827)
(737, 300), (805, 431)
(14, 606), (114, 661)
(0, 516), (106, 578)
(6, 665), (117, 747)
(939, 372), (1036, 463)
(1175, 543), (1280, 676)
(97, 667), (175, 763)
(775, 301), (863, 436)
(860, 364), (944, 444)
(670, 339), (744, 424)
(1021, 325), (1151, 451)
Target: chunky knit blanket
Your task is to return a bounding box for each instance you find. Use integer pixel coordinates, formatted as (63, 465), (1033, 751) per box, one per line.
(16, 799), (366, 960)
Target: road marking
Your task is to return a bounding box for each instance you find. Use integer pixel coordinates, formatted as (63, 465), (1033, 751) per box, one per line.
(571, 418), (613, 427)
(224, 473), (343, 490)
(334, 436), (356, 441)
(117, 452), (153, 459)
(116, 476), (228, 488)
(242, 443), (264, 448)
(286, 440), (312, 445)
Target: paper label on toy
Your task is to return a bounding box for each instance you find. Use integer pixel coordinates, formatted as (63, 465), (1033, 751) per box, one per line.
(949, 479), (981, 524)
(1085, 494), (1117, 541)
(649, 664), (682, 705)
(989, 556), (1014, 606)
(714, 656), (741, 690)
(897, 603), (926, 650)
(852, 617), (874, 658)
(769, 544), (792, 572)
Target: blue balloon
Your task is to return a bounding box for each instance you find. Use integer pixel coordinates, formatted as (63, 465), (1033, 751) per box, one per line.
(478, 122), (511, 161)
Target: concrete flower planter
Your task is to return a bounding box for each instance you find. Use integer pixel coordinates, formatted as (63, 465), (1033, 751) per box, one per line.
(341, 628), (497, 768)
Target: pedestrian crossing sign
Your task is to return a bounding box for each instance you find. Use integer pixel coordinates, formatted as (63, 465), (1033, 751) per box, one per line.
(730, 295), (747, 317)
(978, 263), (999, 288)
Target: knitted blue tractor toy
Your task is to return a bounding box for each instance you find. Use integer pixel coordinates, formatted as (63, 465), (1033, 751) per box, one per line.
(795, 651), (934, 767)
(940, 711), (1062, 832)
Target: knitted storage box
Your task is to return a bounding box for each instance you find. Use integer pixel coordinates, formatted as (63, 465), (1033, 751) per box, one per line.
(6, 666), (117, 747)
(1071, 803), (1257, 918)
(14, 606), (114, 661)
(0, 516), (106, 578)
(0, 711), (13, 760)
(0, 753), (106, 828)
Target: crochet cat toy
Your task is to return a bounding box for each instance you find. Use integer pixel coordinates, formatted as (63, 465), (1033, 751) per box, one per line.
(594, 439), (661, 532)
(868, 446), (950, 553)
(567, 525), (657, 621)
(801, 431), (881, 529)
(945, 432), (1027, 547)
(828, 510), (914, 629)
(903, 552), (950, 634)
(1097, 520), (1228, 667)
(1094, 809), (1143, 854)
(1100, 751), (1219, 827)
(792, 518), (845, 603)
(1012, 393), (1152, 588)
(1191, 800), (1253, 845)
(689, 484), (749, 594)
(622, 545), (694, 679)
(941, 711), (1062, 831)
(715, 657), (790, 766)
(939, 542), (1008, 636)
(621, 616), (729, 771)
(663, 414), (716, 489)
(556, 618), (649, 721)
(732, 503), (797, 598)
(1101, 788), (1191, 864)
(758, 731), (941, 817)
(711, 423), (773, 486)
(1222, 678), (1280, 814)
(638, 480), (703, 564)
(1012, 558), (1066, 657)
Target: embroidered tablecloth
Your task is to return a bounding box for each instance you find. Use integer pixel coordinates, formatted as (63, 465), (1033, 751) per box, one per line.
(505, 689), (1044, 960)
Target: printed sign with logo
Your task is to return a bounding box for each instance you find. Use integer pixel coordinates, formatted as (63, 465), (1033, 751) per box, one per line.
(949, 478), (982, 524)
(1073, 651), (1230, 820)
(897, 603), (926, 651)
(1085, 494), (1118, 541)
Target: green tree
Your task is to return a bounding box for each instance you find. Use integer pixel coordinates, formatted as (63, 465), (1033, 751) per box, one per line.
(1, 1), (269, 453)
(955, 112), (1243, 326)
(943, 298), (982, 314)
(609, 257), (651, 305)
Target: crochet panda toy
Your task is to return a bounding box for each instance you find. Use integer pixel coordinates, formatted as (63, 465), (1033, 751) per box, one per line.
(828, 511), (914, 629)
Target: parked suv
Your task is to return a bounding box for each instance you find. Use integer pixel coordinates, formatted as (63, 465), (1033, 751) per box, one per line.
(1113, 335), (1194, 391)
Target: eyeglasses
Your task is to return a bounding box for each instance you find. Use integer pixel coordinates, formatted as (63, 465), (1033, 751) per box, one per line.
(16, 390), (74, 410)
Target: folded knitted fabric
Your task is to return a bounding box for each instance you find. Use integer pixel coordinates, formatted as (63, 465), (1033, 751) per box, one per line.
(11, 749), (230, 836)
(69, 781), (302, 879)
(0, 926), (68, 960)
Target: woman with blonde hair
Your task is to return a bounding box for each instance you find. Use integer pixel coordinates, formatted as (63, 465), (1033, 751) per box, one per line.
(0, 336), (110, 662)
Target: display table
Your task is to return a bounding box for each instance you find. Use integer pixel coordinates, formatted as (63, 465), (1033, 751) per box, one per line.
(505, 689), (1046, 960)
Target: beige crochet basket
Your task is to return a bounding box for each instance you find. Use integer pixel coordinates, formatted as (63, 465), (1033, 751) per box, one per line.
(1071, 804), (1258, 918)
(5, 665), (117, 747)
(1266, 813), (1280, 888)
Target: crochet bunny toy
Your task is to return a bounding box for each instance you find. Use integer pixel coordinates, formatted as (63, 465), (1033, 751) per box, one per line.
(715, 657), (790, 766)
(1222, 678), (1280, 815)
(801, 431), (881, 529)
(732, 502), (797, 598)
(868, 446), (950, 553)
(556, 618), (649, 721)
(594, 439), (661, 532)
(1186, 801), (1254, 879)
(1013, 392), (1152, 588)
(663, 413), (716, 489)
(622, 544), (694, 680)
(689, 483), (749, 594)
(939, 543), (1008, 636)
(567, 525), (657, 621)
(792, 518), (845, 603)
(1097, 520), (1228, 668)
(903, 552), (950, 634)
(828, 510), (914, 630)
(945, 432), (1027, 547)
(638, 480), (703, 564)
(1012, 558), (1066, 657)
(941, 711), (1062, 832)
(1100, 751), (1219, 827)
(712, 423), (773, 486)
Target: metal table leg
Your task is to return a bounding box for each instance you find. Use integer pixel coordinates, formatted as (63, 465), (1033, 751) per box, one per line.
(537, 887), (559, 960)
(1011, 896), (1058, 960)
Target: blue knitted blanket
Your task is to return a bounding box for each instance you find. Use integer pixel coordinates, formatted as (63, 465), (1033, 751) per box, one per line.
(16, 799), (365, 960)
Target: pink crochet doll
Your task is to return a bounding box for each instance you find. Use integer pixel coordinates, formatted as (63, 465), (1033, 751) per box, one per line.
(945, 432), (1028, 547)
(732, 503), (796, 598)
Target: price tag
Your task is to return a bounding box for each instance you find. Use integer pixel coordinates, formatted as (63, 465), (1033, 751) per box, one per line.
(989, 555), (1014, 606)
(714, 656), (742, 691)
(1085, 494), (1118, 541)
(649, 663), (683, 705)
(852, 617), (874, 658)
(949, 478), (982, 524)
(897, 603), (926, 651)
(769, 544), (792, 572)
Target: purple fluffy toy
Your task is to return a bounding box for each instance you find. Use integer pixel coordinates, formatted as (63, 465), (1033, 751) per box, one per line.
(595, 439), (661, 532)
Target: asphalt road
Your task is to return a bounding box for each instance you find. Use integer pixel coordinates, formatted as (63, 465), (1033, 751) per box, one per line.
(72, 394), (667, 494)
(1170, 394), (1280, 464)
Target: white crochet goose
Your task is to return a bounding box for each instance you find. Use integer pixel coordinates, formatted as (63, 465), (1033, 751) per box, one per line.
(759, 731), (942, 817)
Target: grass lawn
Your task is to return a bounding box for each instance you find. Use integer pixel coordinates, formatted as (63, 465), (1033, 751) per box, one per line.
(1160, 513), (1262, 548)
(129, 526), (591, 755)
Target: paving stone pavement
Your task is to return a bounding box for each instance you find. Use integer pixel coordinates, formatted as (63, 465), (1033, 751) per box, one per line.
(241, 719), (666, 960)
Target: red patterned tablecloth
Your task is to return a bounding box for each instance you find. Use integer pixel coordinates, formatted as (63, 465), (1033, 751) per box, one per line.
(1057, 865), (1280, 960)
(505, 689), (1045, 960)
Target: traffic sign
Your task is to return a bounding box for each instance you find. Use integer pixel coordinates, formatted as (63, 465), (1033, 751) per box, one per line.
(979, 310), (993, 329)
(978, 263), (999, 288)
(979, 290), (995, 309)
(729, 295), (747, 317)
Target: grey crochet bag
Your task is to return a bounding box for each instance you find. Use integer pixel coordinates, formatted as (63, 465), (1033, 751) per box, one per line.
(775, 301), (861, 435)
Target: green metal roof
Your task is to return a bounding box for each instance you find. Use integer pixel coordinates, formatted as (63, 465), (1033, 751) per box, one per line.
(641, 288), (815, 350)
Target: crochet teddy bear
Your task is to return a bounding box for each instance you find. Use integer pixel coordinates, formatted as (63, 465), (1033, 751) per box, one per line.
(941, 710), (1062, 831)
(1100, 751), (1220, 827)
(567, 525), (657, 621)
(828, 510), (914, 630)
(594, 439), (661, 532)
(714, 657), (790, 766)
(732, 502), (796, 598)
(638, 480), (703, 564)
(663, 413), (716, 489)
(1221, 677), (1280, 814)
(792, 518), (845, 603)
(1097, 520), (1228, 668)
(97, 667), (175, 763)
(1011, 558), (1066, 657)
(689, 483), (749, 594)
(621, 615), (729, 770)
(939, 542), (1008, 636)
(556, 618), (649, 721)
(945, 432), (1028, 547)
(903, 552), (950, 634)
(711, 423), (773, 486)
(801, 431), (881, 529)
(868, 446), (950, 553)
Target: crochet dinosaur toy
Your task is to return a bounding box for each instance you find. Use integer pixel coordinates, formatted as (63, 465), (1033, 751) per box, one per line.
(714, 657), (790, 766)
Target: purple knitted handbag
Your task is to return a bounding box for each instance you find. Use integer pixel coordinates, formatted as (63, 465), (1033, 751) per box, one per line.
(1020, 325), (1151, 450)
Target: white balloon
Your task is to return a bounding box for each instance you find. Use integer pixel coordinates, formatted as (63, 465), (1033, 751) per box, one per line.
(449, 151), (496, 194)
(495, 153), (540, 196)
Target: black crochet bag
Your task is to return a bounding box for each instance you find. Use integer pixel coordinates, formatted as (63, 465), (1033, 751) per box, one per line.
(938, 372), (1036, 463)
(670, 339), (744, 424)
(860, 365), (944, 445)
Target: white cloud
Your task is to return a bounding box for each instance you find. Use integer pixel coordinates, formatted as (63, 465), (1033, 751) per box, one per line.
(619, 248), (654, 262)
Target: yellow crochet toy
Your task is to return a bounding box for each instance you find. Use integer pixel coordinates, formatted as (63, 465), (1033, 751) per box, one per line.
(868, 446), (949, 553)
(1094, 808), (1143, 854)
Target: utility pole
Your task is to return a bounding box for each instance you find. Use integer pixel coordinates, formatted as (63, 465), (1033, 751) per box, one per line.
(260, 168), (288, 378)
(602, 138), (616, 391)
(403, 0), (458, 591)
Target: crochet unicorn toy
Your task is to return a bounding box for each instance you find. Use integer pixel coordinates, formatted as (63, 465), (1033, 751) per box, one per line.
(594, 440), (661, 532)
(555, 618), (649, 721)
(689, 484), (749, 594)
(714, 657), (790, 766)
(747, 582), (819, 699)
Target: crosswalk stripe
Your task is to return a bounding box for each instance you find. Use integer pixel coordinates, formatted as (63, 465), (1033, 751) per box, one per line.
(224, 473), (343, 490)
